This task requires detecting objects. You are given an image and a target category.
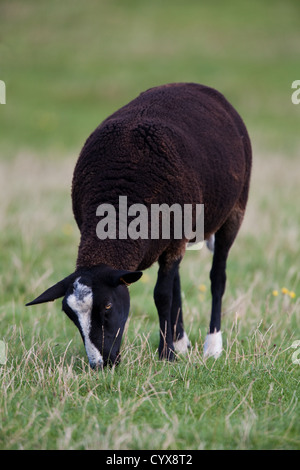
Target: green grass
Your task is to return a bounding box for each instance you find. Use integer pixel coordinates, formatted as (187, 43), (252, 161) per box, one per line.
(0, 0), (300, 450)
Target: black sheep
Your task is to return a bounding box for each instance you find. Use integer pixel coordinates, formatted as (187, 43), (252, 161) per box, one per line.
(27, 83), (252, 368)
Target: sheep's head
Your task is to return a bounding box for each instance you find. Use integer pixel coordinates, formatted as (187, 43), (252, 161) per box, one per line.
(26, 264), (142, 368)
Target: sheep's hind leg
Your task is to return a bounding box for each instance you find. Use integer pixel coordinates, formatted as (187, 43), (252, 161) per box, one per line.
(204, 208), (244, 359)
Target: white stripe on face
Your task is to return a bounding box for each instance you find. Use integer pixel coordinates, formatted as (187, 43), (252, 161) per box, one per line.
(66, 277), (103, 368)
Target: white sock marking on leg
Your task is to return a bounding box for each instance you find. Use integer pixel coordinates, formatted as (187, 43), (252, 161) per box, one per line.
(203, 330), (222, 359)
(174, 331), (191, 354)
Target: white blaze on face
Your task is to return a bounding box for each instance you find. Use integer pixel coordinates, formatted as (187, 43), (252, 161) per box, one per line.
(66, 277), (103, 367)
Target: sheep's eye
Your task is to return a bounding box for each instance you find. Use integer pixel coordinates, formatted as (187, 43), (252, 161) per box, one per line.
(105, 302), (112, 310)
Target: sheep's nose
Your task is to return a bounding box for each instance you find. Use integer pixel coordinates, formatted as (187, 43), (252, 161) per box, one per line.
(89, 359), (104, 370)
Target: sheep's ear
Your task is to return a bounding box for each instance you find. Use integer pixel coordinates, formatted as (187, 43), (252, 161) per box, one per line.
(26, 273), (76, 306)
(117, 270), (143, 286)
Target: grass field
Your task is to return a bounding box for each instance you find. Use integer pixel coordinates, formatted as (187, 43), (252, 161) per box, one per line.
(0, 0), (300, 450)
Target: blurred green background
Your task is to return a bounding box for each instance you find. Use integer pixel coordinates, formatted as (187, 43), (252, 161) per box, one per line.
(1, 0), (300, 159)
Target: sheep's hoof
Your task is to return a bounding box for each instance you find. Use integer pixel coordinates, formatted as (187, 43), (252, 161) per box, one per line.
(203, 330), (222, 359)
(174, 331), (191, 354)
(159, 345), (176, 361)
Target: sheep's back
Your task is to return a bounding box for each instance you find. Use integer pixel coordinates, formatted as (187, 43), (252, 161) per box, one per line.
(72, 83), (251, 239)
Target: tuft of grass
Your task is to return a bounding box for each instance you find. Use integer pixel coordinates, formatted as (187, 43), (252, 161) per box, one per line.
(1, 313), (299, 449)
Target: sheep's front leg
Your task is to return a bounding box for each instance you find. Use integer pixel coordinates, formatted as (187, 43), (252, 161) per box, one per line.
(154, 257), (181, 361)
(171, 269), (191, 354)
